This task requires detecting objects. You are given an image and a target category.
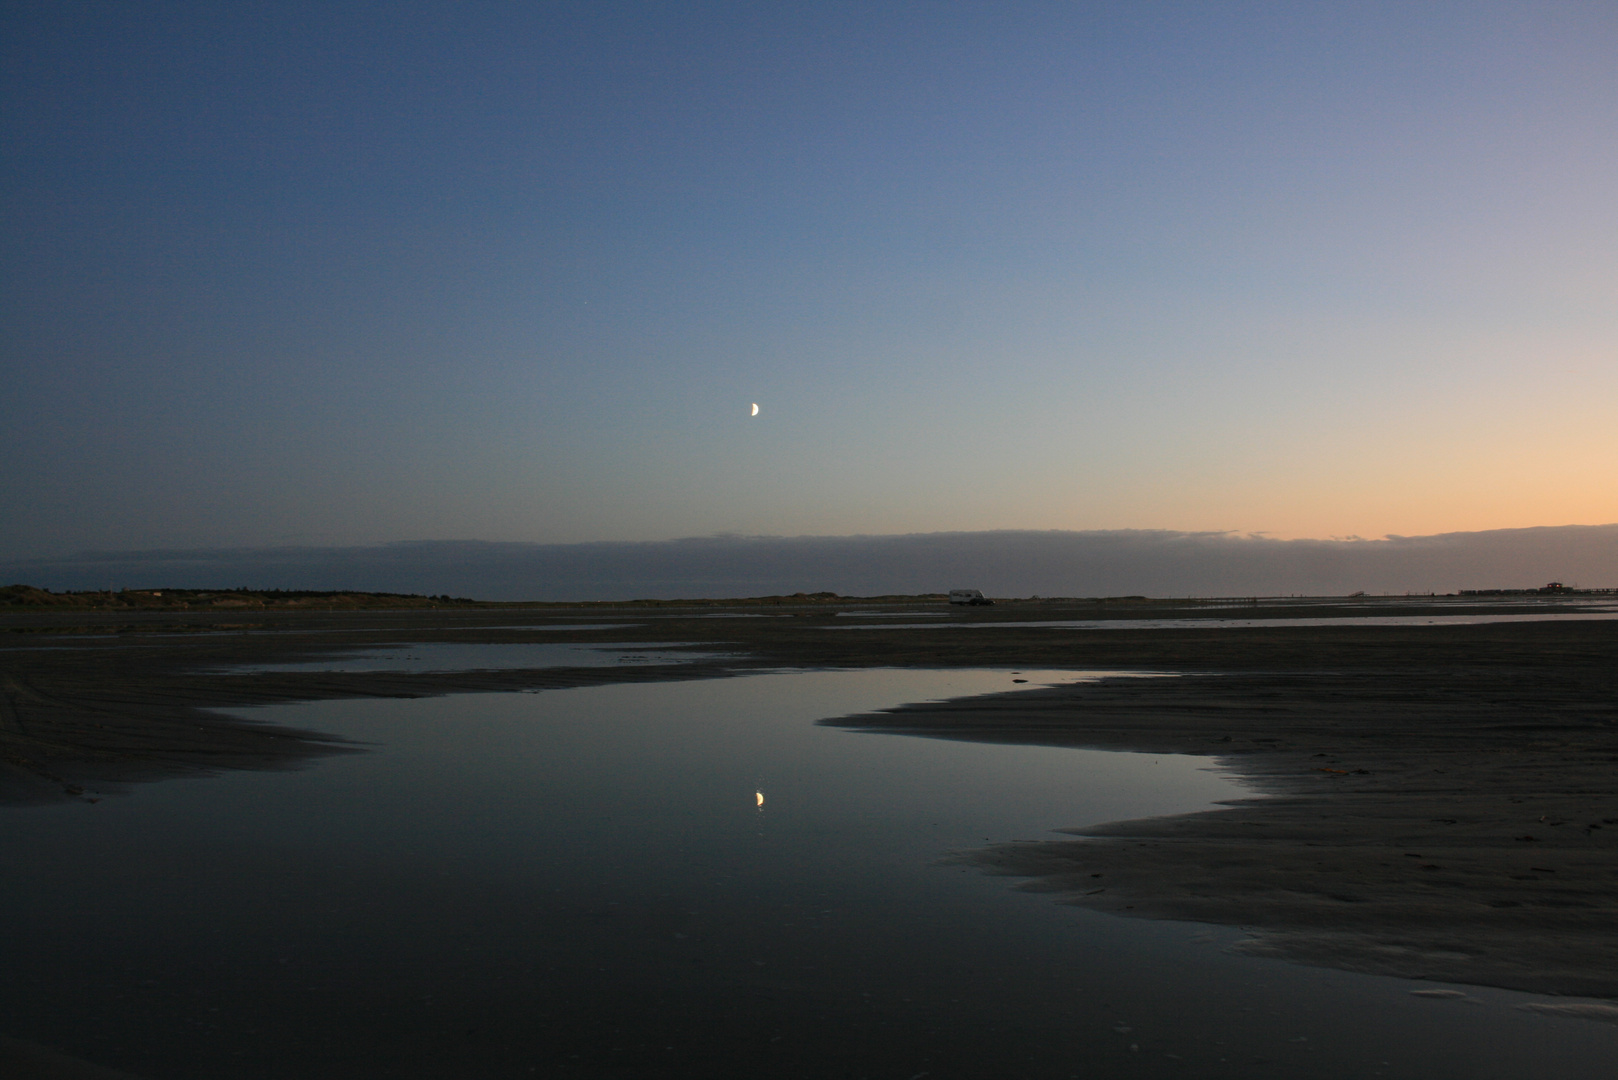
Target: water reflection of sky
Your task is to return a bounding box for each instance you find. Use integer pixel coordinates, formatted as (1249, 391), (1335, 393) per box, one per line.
(839, 611), (1618, 631)
(2, 667), (1615, 1077)
(211, 641), (723, 673)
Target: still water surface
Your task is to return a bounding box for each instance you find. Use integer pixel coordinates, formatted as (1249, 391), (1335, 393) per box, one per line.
(837, 612), (1618, 631)
(212, 641), (725, 673)
(2, 667), (1616, 1078)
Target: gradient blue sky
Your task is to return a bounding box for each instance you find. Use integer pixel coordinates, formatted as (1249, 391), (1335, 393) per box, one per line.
(4, 1), (1616, 559)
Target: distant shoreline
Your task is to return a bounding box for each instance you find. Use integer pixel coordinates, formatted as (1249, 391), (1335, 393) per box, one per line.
(6, 582), (1616, 613)
(0, 584), (949, 612)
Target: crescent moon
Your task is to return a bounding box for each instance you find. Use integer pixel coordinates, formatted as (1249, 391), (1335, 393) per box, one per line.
(750, 403), (759, 416)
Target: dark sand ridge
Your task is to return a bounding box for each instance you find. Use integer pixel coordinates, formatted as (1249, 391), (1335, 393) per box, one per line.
(826, 618), (1618, 1001)
(4, 598), (1617, 1005)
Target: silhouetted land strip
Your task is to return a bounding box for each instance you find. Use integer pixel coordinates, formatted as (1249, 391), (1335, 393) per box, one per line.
(3, 595), (1616, 1000)
(0, 583), (941, 611)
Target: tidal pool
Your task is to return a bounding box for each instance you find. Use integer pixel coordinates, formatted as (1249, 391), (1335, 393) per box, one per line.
(1, 668), (1615, 1078)
(837, 611), (1618, 631)
(211, 640), (722, 673)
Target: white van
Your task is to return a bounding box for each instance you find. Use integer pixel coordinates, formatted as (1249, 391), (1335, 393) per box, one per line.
(948, 589), (992, 606)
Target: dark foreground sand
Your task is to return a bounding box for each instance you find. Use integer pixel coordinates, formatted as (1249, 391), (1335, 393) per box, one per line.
(4, 597), (1616, 1017)
(0, 1035), (139, 1080)
(830, 626), (1618, 1000)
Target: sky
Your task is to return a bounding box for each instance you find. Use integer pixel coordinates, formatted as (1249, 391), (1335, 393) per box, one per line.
(4, 0), (1617, 562)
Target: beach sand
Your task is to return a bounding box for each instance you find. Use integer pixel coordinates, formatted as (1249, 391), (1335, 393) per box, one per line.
(831, 630), (1618, 998)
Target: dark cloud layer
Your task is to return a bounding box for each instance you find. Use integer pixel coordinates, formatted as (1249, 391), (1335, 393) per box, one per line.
(4, 525), (1614, 601)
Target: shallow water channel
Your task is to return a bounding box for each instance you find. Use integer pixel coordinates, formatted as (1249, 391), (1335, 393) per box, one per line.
(210, 640), (726, 673)
(3, 668), (1616, 1078)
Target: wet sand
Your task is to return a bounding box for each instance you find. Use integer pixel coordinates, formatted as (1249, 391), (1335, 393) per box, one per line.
(0, 1034), (139, 1079)
(4, 596), (1616, 1003)
(827, 612), (1618, 999)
